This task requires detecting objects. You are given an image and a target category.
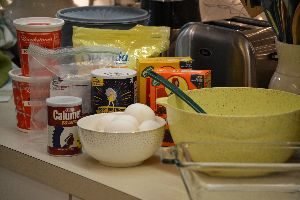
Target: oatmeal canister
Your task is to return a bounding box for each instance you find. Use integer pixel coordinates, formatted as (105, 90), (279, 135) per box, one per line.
(13, 17), (64, 76)
(91, 68), (137, 113)
(46, 96), (82, 156)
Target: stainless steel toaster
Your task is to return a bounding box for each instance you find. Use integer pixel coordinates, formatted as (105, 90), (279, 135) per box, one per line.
(175, 17), (278, 88)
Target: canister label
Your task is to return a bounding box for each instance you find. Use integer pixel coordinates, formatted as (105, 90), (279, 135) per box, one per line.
(17, 30), (61, 76)
(91, 76), (137, 113)
(47, 105), (82, 156)
(12, 79), (49, 132)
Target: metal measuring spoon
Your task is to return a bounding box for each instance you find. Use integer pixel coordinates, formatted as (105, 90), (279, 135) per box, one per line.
(142, 66), (206, 114)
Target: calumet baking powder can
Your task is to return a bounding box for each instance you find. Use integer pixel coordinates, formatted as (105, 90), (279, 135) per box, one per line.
(13, 17), (64, 76)
(91, 68), (137, 114)
(46, 96), (82, 156)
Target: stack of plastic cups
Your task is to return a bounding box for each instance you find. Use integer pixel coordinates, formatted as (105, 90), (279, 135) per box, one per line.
(9, 69), (52, 132)
(9, 17), (64, 133)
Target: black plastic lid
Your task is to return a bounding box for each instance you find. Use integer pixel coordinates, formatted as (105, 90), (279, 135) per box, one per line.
(56, 6), (149, 24)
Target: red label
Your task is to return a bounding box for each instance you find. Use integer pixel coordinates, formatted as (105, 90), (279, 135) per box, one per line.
(48, 146), (82, 156)
(16, 30), (61, 76)
(12, 80), (50, 131)
(12, 80), (31, 130)
(48, 105), (82, 127)
(47, 105), (82, 155)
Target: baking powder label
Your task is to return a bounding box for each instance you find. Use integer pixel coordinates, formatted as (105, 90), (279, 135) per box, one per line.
(17, 30), (61, 76)
(47, 105), (82, 156)
(91, 76), (137, 114)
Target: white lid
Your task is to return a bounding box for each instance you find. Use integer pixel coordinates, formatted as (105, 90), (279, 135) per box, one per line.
(46, 96), (82, 107)
(91, 68), (137, 79)
(13, 17), (64, 32)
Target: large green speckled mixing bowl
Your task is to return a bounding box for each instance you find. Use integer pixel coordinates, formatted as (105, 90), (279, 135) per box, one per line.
(157, 87), (300, 171)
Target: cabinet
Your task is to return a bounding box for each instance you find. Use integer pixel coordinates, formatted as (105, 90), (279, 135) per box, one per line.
(0, 166), (69, 200)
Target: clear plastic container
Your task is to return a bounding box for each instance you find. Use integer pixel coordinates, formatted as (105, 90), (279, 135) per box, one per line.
(160, 142), (300, 200)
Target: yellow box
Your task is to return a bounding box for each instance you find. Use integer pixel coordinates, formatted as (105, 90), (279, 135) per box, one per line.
(137, 57), (192, 104)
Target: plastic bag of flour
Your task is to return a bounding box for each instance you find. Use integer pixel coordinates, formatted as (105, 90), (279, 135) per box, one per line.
(28, 45), (121, 78)
(27, 44), (121, 131)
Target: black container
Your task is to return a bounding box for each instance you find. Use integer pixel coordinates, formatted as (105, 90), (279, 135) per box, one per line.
(142, 0), (200, 28)
(56, 6), (150, 47)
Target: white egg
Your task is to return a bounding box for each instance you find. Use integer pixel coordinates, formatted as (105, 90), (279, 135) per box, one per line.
(94, 113), (117, 131)
(86, 119), (101, 131)
(104, 119), (138, 132)
(138, 119), (161, 131)
(125, 103), (155, 123)
(156, 117), (166, 126)
(113, 114), (139, 128)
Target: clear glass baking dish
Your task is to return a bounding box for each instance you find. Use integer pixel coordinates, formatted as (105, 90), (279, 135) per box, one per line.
(160, 142), (300, 200)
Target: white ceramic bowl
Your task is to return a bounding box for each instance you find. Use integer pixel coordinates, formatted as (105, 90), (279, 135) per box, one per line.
(77, 113), (166, 167)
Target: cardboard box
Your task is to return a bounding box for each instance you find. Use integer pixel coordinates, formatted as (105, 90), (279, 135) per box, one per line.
(149, 68), (211, 146)
(137, 57), (192, 104)
(149, 68), (211, 118)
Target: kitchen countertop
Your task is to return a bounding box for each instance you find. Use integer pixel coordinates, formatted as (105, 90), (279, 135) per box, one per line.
(0, 99), (188, 200)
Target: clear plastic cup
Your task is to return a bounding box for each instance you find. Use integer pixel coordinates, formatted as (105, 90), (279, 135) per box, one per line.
(9, 68), (51, 133)
(13, 17), (64, 76)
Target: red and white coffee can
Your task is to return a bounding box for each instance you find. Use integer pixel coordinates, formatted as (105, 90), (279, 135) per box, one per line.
(13, 17), (64, 76)
(46, 96), (82, 156)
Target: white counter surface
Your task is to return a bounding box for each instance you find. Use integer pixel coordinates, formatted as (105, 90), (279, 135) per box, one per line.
(0, 100), (188, 200)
